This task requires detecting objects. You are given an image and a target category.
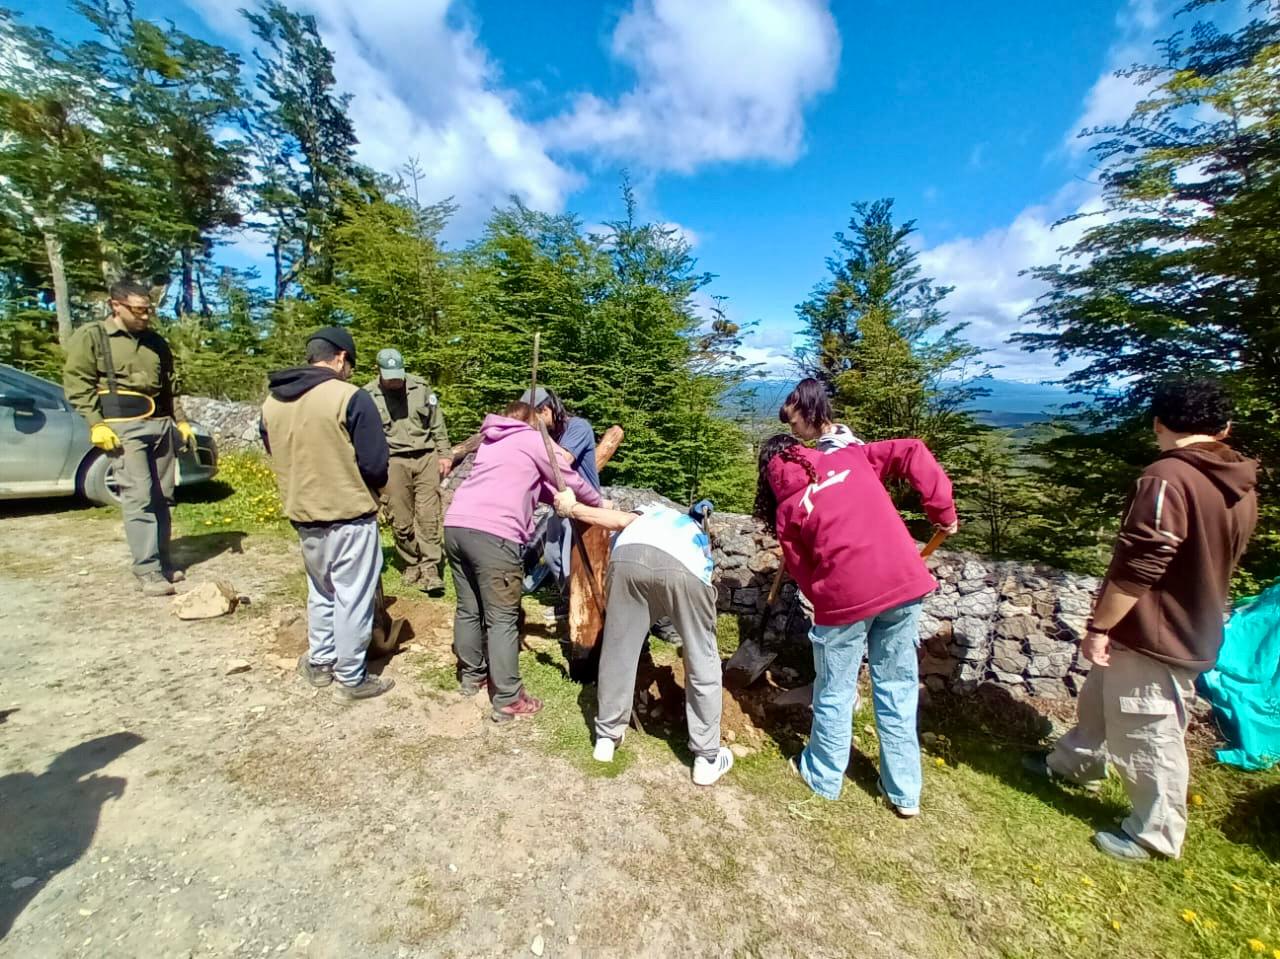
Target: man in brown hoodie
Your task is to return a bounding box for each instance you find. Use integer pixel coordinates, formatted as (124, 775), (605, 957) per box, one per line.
(1025, 380), (1258, 861)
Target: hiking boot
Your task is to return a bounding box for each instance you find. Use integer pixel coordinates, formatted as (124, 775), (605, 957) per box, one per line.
(401, 565), (422, 587)
(137, 572), (176, 597)
(459, 676), (489, 698)
(332, 674), (395, 703)
(296, 654), (334, 688)
(492, 689), (542, 724)
(877, 779), (920, 819)
(593, 732), (624, 763)
(421, 575), (446, 596)
(1022, 752), (1103, 793)
(692, 747), (734, 786)
(1093, 829), (1157, 862)
(164, 568), (186, 583)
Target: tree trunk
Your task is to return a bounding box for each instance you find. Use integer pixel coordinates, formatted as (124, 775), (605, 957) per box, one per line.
(179, 247), (195, 318)
(42, 229), (73, 347)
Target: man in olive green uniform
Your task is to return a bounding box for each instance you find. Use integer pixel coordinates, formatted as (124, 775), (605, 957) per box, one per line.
(63, 277), (195, 597)
(363, 348), (451, 593)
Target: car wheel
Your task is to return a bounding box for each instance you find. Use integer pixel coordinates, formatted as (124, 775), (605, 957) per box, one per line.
(78, 452), (123, 507)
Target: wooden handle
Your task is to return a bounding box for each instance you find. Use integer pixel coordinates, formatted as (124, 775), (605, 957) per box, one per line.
(765, 565), (785, 605)
(594, 425), (624, 472)
(920, 529), (949, 558)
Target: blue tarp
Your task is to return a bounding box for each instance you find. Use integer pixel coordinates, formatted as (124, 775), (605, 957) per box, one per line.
(1199, 583), (1280, 771)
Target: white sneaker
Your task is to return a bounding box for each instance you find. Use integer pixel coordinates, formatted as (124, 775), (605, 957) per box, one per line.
(692, 747), (735, 786)
(593, 734), (622, 763)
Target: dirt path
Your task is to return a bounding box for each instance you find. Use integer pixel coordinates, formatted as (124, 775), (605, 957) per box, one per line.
(1, 510), (950, 959)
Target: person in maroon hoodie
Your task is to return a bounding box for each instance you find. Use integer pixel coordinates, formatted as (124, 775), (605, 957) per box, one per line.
(756, 433), (958, 814)
(1024, 380), (1258, 861)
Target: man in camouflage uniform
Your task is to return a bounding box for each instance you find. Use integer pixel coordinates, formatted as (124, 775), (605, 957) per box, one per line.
(364, 348), (451, 593)
(63, 277), (195, 596)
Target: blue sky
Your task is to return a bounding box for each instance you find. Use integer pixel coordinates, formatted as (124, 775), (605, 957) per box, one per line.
(17, 0), (1179, 379)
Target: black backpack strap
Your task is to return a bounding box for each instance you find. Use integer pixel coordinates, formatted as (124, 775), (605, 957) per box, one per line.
(93, 322), (119, 398)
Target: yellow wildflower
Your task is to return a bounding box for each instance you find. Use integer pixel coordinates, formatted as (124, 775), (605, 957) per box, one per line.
(1110, 920), (1121, 932)
(1191, 793), (1204, 807)
(934, 757), (945, 768)
(1271, 950), (1280, 959)
(1080, 876), (1094, 887)
(1247, 940), (1265, 954)
(1203, 919), (1218, 932)
(1181, 910), (1197, 924)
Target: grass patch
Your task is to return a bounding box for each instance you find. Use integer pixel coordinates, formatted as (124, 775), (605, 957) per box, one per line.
(491, 628), (1280, 958)
(173, 451), (290, 538)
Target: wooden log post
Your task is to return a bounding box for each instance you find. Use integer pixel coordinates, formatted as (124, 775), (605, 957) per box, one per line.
(567, 425), (624, 672)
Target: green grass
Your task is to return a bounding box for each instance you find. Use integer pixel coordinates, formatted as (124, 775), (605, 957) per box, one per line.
(480, 631), (1280, 959)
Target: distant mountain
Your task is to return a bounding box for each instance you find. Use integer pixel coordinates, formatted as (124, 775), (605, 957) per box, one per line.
(724, 377), (1083, 429)
(965, 379), (1079, 428)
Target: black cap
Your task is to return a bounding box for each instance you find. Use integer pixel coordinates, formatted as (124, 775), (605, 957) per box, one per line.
(307, 326), (357, 367)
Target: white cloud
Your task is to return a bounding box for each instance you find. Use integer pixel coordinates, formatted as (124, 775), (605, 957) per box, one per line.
(189, 0), (578, 236)
(543, 0), (840, 172)
(1062, 0), (1173, 155)
(918, 183), (1106, 380)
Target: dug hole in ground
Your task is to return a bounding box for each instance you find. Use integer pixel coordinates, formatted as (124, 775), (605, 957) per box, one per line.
(1, 508), (1277, 959)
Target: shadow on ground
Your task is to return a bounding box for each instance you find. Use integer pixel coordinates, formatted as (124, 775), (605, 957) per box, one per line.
(169, 530), (249, 569)
(0, 731), (144, 940)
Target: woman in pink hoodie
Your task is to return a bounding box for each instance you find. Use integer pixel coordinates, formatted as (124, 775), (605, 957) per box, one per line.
(444, 408), (602, 722)
(755, 433), (957, 814)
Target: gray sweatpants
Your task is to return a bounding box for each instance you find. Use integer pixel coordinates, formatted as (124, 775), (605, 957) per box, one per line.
(112, 417), (176, 577)
(1047, 643), (1198, 858)
(596, 544), (721, 760)
(298, 516), (382, 686)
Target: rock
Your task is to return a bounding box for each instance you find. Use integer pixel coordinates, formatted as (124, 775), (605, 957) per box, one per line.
(531, 934), (545, 957)
(266, 655), (295, 672)
(957, 590), (998, 617)
(747, 550), (780, 574)
(1028, 678), (1071, 700)
(919, 655), (953, 678)
(730, 744), (752, 758)
(732, 587), (760, 608)
(224, 659), (252, 676)
(11, 876), (37, 890)
(172, 581), (239, 620)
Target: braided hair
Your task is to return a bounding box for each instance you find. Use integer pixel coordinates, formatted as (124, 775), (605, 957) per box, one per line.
(753, 433), (817, 535)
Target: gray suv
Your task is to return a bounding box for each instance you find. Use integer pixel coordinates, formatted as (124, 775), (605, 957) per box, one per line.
(0, 362), (218, 506)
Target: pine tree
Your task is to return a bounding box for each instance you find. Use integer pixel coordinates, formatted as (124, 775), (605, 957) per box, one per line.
(1015, 0), (1280, 586)
(797, 199), (989, 464)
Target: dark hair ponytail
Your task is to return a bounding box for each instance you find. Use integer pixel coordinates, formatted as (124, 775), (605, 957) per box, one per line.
(779, 378), (833, 433)
(753, 433), (808, 535)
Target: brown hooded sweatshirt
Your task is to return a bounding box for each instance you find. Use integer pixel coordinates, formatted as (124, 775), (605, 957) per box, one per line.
(1105, 442), (1258, 672)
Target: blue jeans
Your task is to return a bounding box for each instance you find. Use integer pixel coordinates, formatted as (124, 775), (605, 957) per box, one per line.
(797, 600), (923, 805)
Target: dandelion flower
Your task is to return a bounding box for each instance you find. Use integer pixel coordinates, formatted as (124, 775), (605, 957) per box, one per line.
(1181, 910), (1197, 924)
(1191, 793), (1204, 807)
(1247, 940), (1265, 954)
(934, 757), (945, 767)
(1110, 920), (1121, 932)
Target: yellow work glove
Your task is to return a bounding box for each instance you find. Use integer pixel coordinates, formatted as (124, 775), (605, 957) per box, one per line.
(89, 422), (121, 452)
(176, 421), (195, 450)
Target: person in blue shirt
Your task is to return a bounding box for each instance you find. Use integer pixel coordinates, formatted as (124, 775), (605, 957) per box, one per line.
(520, 387), (601, 609)
(550, 492), (735, 787)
